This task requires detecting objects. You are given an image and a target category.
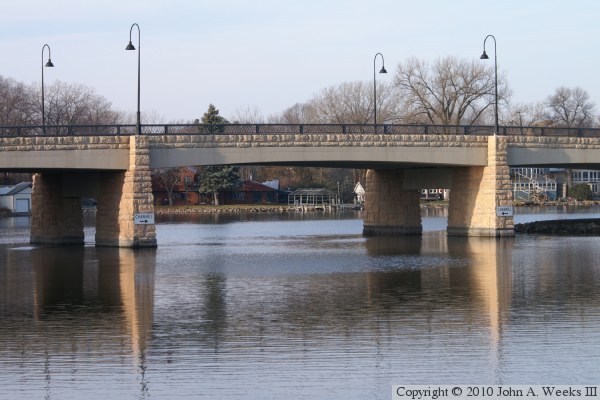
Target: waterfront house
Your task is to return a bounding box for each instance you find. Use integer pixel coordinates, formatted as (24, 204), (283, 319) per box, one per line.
(0, 182), (33, 214)
(220, 180), (288, 205)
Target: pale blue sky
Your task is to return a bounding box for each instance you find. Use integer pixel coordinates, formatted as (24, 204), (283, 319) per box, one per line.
(1, 0), (599, 122)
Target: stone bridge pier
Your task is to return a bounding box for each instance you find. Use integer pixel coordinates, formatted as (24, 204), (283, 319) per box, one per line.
(363, 137), (514, 237)
(30, 136), (157, 248)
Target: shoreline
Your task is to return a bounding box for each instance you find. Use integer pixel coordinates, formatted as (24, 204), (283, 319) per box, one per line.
(515, 218), (600, 235)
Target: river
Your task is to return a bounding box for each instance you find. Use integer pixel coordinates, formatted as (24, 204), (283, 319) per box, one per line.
(1, 207), (600, 399)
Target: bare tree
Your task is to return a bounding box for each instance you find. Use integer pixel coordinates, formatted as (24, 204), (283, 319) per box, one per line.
(152, 168), (182, 206)
(276, 102), (316, 124)
(544, 86), (596, 128)
(230, 105), (265, 123)
(504, 102), (547, 128)
(0, 75), (36, 125)
(394, 56), (510, 125)
(308, 80), (399, 124)
(43, 81), (121, 125)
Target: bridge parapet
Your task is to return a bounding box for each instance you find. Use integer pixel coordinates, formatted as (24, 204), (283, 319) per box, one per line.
(147, 133), (490, 149)
(507, 136), (600, 149)
(0, 135), (130, 152)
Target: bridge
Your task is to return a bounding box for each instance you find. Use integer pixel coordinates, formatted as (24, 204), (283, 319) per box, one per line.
(2, 123), (600, 247)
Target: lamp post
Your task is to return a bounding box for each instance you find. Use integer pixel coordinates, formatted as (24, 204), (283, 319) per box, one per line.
(41, 44), (54, 129)
(126, 23), (141, 135)
(373, 52), (387, 126)
(480, 34), (498, 135)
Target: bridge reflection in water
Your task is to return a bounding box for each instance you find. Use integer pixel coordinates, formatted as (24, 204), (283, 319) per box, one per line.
(365, 234), (512, 373)
(3, 227), (600, 397)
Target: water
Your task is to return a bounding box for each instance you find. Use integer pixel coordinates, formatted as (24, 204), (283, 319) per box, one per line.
(1, 208), (600, 399)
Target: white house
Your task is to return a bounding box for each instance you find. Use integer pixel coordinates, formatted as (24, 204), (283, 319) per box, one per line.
(354, 182), (365, 204)
(0, 182), (33, 213)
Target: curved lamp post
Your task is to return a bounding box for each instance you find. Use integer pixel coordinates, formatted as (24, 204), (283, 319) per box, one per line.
(480, 34), (498, 135)
(373, 52), (387, 126)
(126, 23), (141, 135)
(41, 44), (54, 129)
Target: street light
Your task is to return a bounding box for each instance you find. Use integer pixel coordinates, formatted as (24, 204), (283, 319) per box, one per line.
(126, 23), (141, 135)
(373, 52), (387, 126)
(41, 44), (54, 129)
(480, 34), (498, 135)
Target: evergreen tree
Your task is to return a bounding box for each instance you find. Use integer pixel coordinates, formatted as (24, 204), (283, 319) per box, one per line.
(569, 183), (593, 201)
(198, 103), (229, 133)
(198, 165), (241, 205)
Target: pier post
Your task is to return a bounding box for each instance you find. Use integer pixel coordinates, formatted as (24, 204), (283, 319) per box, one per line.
(30, 173), (84, 245)
(447, 136), (514, 237)
(96, 135), (157, 247)
(363, 169), (422, 236)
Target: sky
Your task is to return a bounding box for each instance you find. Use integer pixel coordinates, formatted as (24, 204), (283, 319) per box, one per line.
(1, 0), (599, 123)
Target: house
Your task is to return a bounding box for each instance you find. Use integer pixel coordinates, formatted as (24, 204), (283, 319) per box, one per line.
(511, 168), (558, 201)
(354, 182), (365, 204)
(0, 182), (33, 214)
(152, 167), (200, 206)
(571, 169), (600, 198)
(220, 180), (288, 205)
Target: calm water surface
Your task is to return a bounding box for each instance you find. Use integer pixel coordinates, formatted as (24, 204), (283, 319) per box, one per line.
(1, 208), (600, 399)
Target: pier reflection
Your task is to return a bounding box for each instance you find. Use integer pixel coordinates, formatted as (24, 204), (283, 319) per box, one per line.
(363, 234), (512, 348)
(0, 245), (156, 399)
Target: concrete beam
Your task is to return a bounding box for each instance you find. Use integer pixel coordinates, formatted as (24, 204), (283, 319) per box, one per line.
(508, 147), (600, 167)
(150, 146), (488, 169)
(0, 149), (129, 171)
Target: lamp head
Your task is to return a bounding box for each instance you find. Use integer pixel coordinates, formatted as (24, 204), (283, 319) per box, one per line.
(126, 41), (136, 50)
(379, 66), (387, 74)
(480, 50), (489, 60)
(45, 59), (54, 67)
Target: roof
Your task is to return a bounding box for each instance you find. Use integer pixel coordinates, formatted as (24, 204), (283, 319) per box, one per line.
(223, 180), (279, 192)
(289, 188), (335, 196)
(354, 182), (365, 195)
(0, 182), (32, 196)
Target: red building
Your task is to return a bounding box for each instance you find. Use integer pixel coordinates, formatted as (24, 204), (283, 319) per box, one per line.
(152, 167), (200, 206)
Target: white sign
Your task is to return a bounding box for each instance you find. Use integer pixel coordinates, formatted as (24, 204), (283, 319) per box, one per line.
(496, 206), (514, 217)
(134, 213), (155, 225)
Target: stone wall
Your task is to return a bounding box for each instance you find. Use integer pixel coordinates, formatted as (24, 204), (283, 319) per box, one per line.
(507, 136), (600, 149)
(147, 133), (490, 149)
(4, 133), (600, 153)
(0, 136), (130, 151)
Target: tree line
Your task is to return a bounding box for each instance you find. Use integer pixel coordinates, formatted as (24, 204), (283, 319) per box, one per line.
(2, 55), (597, 197)
(0, 76), (121, 126)
(268, 56), (595, 129)
(1, 55), (596, 128)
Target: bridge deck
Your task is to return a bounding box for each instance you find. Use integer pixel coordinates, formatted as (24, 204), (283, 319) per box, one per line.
(2, 124), (600, 171)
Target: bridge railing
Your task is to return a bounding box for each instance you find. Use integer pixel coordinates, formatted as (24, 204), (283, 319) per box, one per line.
(1, 123), (600, 138)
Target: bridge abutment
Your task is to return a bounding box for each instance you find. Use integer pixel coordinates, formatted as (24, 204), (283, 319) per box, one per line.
(447, 136), (514, 237)
(362, 169), (422, 236)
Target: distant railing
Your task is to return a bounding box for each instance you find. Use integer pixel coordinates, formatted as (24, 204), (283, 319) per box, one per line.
(1, 123), (600, 138)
